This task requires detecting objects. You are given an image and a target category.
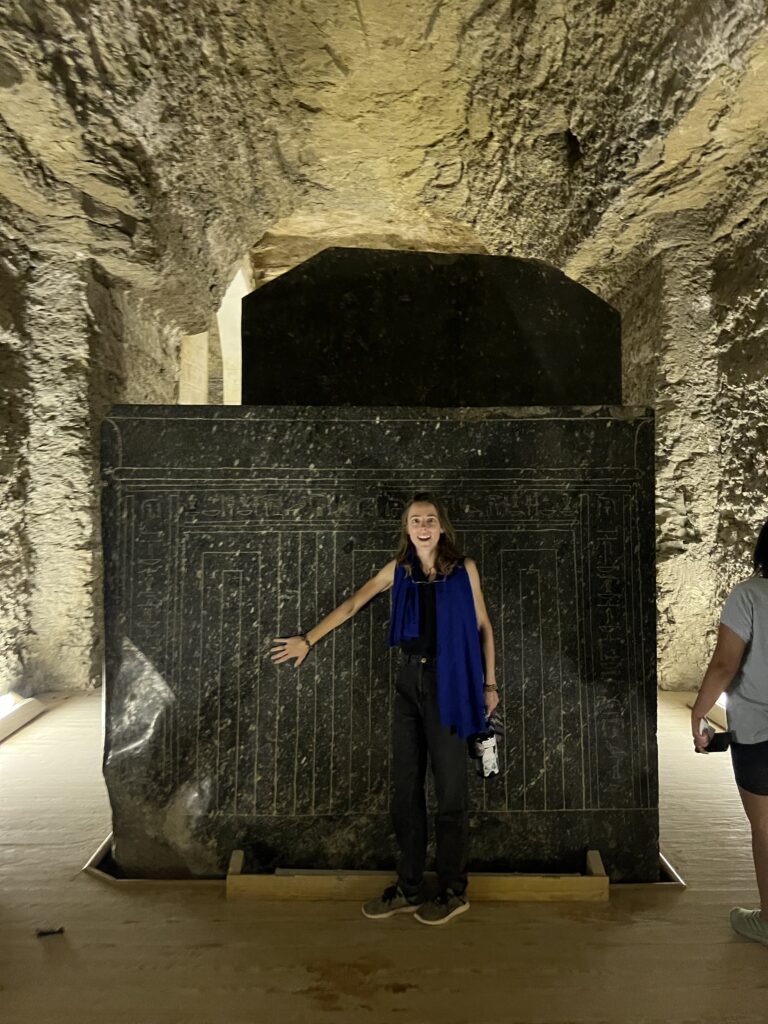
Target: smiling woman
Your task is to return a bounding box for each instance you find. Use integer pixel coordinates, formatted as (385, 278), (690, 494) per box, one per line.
(271, 491), (498, 926)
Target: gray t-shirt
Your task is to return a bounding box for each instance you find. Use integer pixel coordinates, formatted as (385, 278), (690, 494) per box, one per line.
(721, 576), (768, 744)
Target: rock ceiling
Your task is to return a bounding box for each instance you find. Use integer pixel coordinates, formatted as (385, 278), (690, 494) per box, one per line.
(1, 0), (766, 325)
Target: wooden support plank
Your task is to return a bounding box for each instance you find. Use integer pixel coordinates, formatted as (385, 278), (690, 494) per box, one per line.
(463, 872), (608, 902)
(226, 867), (609, 903)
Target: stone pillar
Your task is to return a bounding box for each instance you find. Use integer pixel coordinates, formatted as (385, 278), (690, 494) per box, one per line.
(179, 333), (209, 404)
(216, 267), (250, 404)
(655, 241), (721, 688)
(0, 257), (31, 693)
(23, 256), (100, 692)
(206, 316), (224, 404)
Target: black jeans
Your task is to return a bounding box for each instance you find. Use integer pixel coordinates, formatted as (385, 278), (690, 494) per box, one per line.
(392, 656), (469, 897)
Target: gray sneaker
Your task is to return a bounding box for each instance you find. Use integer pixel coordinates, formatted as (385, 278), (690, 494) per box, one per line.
(361, 884), (424, 919)
(730, 907), (768, 946)
(414, 889), (470, 926)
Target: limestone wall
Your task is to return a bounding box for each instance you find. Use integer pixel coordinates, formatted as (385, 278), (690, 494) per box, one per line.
(1, 1), (767, 694)
(712, 216), (768, 597)
(0, 243), (32, 692)
(565, 26), (768, 686)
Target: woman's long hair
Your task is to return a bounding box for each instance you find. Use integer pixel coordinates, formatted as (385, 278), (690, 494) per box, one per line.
(754, 520), (768, 577)
(394, 492), (463, 576)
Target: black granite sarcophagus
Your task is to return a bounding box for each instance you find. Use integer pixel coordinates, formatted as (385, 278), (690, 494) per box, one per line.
(241, 248), (621, 407)
(101, 406), (658, 880)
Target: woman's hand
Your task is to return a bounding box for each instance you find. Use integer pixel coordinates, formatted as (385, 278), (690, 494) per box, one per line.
(484, 686), (499, 718)
(271, 636), (310, 668)
(691, 709), (712, 752)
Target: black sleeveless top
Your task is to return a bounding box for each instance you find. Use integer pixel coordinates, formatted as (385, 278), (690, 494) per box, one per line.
(399, 562), (437, 657)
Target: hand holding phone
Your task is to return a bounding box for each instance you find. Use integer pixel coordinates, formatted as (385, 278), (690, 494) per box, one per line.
(694, 717), (732, 753)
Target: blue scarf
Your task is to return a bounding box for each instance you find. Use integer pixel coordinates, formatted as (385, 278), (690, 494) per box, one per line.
(388, 559), (486, 739)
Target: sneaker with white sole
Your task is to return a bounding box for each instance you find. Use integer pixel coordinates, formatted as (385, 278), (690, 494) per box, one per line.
(730, 907), (768, 947)
(361, 884), (424, 919)
(414, 889), (469, 926)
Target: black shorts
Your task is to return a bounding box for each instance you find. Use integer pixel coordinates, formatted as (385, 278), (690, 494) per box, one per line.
(731, 738), (768, 796)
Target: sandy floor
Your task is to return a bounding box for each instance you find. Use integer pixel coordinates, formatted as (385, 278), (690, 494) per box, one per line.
(0, 689), (764, 1024)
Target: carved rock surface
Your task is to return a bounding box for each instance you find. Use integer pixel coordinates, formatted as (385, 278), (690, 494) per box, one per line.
(1, 1), (767, 692)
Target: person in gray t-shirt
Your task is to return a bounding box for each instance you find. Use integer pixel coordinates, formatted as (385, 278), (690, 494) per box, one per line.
(692, 520), (768, 948)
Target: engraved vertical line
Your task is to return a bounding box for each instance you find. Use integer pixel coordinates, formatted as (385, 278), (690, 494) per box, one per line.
(165, 497), (175, 782)
(554, 552), (565, 810)
(127, 493), (136, 640)
(636, 487), (651, 806)
(518, 567), (527, 811)
(631, 490), (648, 804)
(293, 532), (302, 816)
(329, 531), (337, 812)
(572, 527), (587, 811)
(195, 547), (205, 788)
(367, 561), (374, 804)
(537, 569), (547, 812)
(253, 543), (263, 811)
(177, 526), (186, 789)
(587, 495), (600, 810)
(233, 568), (243, 815)
(349, 549), (355, 814)
(623, 493), (638, 805)
(481, 532), (487, 813)
(387, 635), (393, 806)
(170, 495), (180, 787)
(500, 544), (509, 811)
(216, 564), (224, 811)
(311, 532), (319, 816)
(273, 532), (281, 815)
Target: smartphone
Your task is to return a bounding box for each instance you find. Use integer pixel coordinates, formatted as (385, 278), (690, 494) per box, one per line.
(705, 731), (732, 752)
(694, 720), (732, 753)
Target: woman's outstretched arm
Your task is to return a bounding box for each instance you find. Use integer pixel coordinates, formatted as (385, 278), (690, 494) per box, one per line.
(271, 559), (397, 668)
(690, 623), (746, 749)
(465, 557), (499, 717)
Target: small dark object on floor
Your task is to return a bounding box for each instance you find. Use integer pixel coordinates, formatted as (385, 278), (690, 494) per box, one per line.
(35, 926), (65, 938)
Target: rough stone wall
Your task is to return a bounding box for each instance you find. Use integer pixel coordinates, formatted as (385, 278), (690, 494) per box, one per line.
(606, 252), (662, 409)
(22, 257), (101, 692)
(0, 0), (298, 321)
(713, 214), (768, 597)
(0, 1), (297, 692)
(567, 29), (768, 686)
(0, 240), (32, 691)
(459, 0), (766, 263)
(1, 1), (767, 692)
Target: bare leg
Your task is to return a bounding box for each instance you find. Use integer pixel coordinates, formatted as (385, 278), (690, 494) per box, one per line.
(737, 786), (768, 918)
